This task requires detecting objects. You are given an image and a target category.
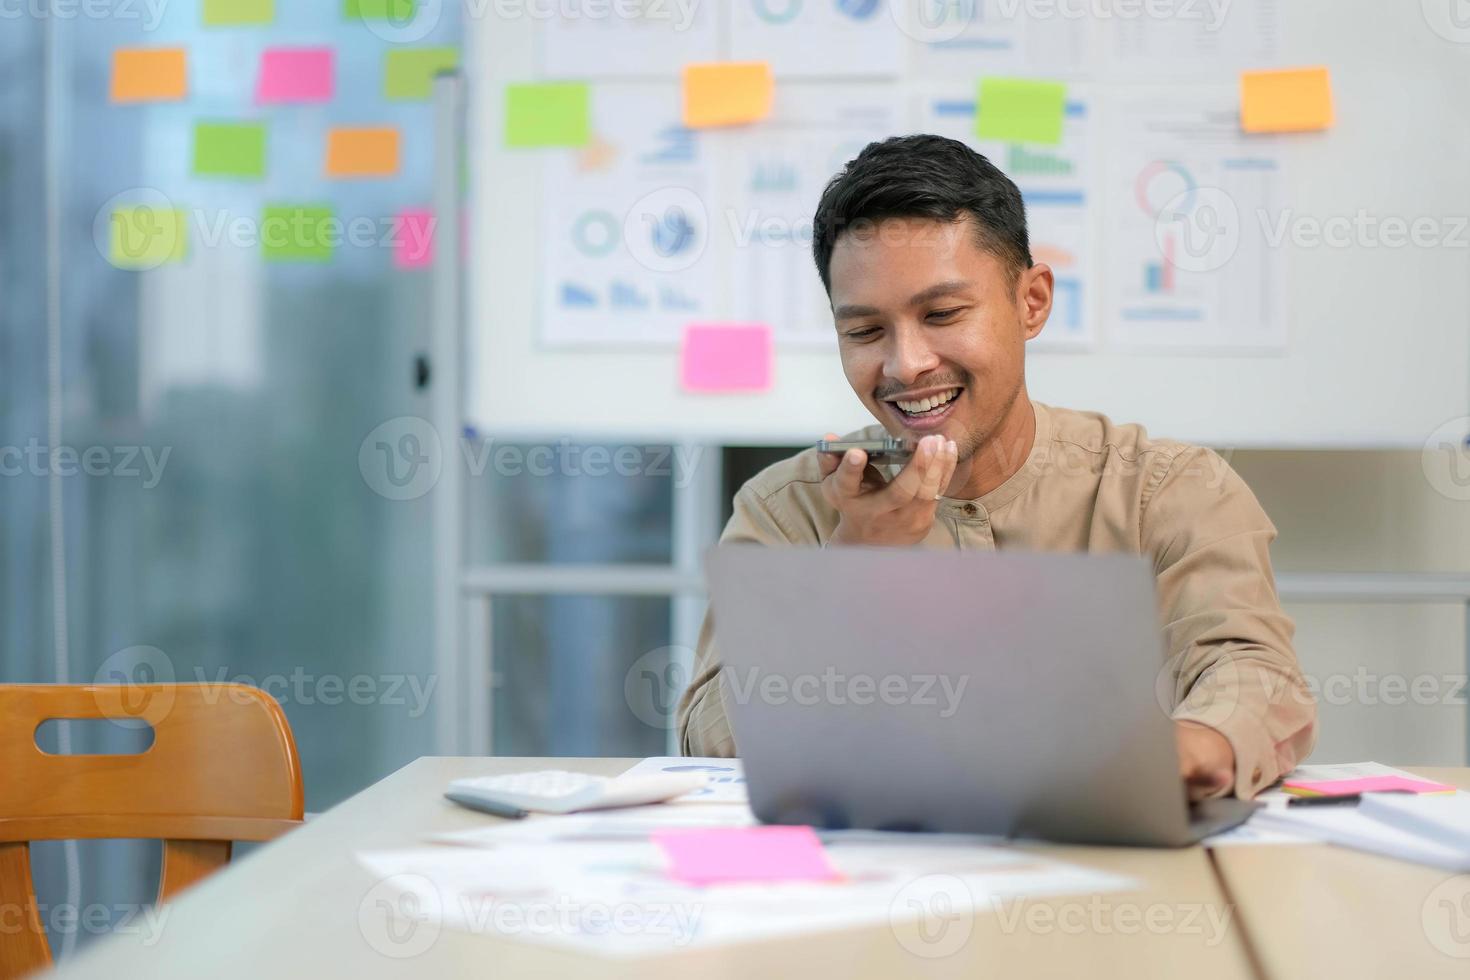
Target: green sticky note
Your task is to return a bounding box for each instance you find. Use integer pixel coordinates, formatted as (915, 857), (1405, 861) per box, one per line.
(193, 122), (267, 179)
(384, 47), (460, 101)
(203, 0), (274, 25)
(976, 78), (1067, 146)
(109, 207), (188, 269)
(505, 82), (590, 148)
(345, 0), (417, 19)
(262, 205), (336, 262)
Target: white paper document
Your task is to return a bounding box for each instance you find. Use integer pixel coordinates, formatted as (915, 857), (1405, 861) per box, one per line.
(719, 85), (903, 349)
(1207, 762), (1470, 868)
(1205, 763), (1428, 848)
(1358, 792), (1470, 853)
(729, 0), (905, 78)
(1104, 0), (1281, 78)
(1249, 806), (1470, 874)
(539, 85), (718, 346)
(619, 756), (749, 803)
(357, 833), (1135, 957)
(538, 0), (719, 78)
(919, 85), (1097, 350)
(904, 0), (1096, 78)
(1102, 87), (1287, 351)
(431, 803), (760, 848)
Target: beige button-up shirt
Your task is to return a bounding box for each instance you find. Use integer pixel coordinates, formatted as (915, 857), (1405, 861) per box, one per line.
(677, 400), (1318, 799)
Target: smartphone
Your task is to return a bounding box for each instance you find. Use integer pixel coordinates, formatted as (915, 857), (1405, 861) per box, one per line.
(816, 436), (913, 462)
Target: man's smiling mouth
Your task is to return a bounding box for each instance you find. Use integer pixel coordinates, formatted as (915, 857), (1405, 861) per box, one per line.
(882, 386), (964, 429)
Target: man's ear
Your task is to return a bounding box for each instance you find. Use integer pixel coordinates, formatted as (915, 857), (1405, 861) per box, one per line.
(1017, 263), (1054, 341)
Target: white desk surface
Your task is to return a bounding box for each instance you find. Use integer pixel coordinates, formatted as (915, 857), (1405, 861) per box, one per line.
(45, 756), (1259, 980)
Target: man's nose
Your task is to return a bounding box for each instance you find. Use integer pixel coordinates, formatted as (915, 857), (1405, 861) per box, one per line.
(883, 324), (941, 385)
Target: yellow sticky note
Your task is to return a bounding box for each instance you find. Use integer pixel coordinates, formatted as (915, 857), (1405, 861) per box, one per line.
(683, 62), (774, 129)
(325, 127), (401, 179)
(111, 47), (188, 103)
(109, 207), (188, 269)
(1240, 67), (1333, 133)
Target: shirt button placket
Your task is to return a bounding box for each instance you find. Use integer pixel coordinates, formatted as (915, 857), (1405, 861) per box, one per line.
(961, 502), (994, 550)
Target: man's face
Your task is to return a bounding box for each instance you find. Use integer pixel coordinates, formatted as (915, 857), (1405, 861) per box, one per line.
(828, 215), (1048, 461)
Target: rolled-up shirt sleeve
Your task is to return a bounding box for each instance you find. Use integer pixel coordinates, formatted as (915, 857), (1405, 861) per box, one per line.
(1143, 447), (1318, 799)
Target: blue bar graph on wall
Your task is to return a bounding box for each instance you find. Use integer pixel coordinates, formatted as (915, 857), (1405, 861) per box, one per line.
(1054, 277), (1081, 333)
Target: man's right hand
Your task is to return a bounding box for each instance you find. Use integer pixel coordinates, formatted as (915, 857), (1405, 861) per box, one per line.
(818, 433), (959, 547)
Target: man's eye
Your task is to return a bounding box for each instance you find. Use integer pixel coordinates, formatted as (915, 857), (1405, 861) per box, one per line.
(928, 308), (963, 321)
(845, 327), (880, 340)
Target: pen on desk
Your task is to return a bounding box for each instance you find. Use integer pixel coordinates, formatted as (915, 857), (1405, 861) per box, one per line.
(1286, 789), (1414, 808)
(444, 790), (529, 820)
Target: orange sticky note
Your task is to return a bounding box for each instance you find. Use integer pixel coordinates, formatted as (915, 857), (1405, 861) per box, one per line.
(682, 62), (774, 129)
(1240, 67), (1333, 133)
(326, 127), (401, 179)
(110, 47), (188, 103)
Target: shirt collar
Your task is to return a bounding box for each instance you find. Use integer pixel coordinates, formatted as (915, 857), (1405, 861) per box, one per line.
(925, 399), (1049, 517)
(877, 399), (1050, 515)
(973, 399), (1050, 512)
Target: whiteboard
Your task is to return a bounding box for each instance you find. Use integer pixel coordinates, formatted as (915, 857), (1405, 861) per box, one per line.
(467, 1), (1470, 448)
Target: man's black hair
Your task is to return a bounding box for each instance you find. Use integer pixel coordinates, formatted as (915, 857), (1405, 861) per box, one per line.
(811, 134), (1033, 296)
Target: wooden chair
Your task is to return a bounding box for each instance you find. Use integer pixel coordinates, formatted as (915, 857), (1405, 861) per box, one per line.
(0, 684), (304, 978)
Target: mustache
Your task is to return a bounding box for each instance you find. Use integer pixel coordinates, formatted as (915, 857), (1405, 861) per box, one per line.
(873, 376), (968, 401)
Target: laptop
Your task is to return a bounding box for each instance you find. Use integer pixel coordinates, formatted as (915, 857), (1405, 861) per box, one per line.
(703, 545), (1258, 847)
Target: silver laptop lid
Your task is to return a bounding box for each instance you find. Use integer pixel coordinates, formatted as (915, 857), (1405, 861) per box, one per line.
(704, 545), (1195, 846)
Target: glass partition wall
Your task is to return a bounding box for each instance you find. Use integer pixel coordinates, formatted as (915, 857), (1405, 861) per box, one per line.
(0, 9), (704, 960)
(2, 5), (455, 957)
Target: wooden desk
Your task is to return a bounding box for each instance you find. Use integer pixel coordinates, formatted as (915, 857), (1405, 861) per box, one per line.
(45, 757), (1256, 980)
(1211, 766), (1470, 980)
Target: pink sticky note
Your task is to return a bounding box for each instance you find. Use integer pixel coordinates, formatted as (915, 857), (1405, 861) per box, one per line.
(652, 826), (840, 886)
(680, 324), (771, 393)
(1285, 775), (1457, 796)
(256, 47), (334, 105)
(394, 209), (435, 269)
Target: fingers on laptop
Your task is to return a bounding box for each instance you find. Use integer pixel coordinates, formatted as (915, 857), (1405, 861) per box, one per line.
(1184, 768), (1232, 802)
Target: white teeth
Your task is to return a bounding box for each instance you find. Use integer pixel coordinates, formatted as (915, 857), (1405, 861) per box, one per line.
(895, 389), (959, 415)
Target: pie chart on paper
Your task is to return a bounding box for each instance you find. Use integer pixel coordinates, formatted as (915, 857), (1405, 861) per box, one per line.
(836, 0), (882, 19)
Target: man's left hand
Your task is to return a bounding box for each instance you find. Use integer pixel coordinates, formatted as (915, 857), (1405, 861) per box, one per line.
(1176, 720), (1236, 801)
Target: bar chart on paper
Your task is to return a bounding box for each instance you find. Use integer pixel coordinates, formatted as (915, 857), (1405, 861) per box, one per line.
(923, 88), (1096, 350)
(1103, 89), (1287, 350)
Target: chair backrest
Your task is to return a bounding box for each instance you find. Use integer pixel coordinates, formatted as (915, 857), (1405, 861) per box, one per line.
(0, 684), (304, 977)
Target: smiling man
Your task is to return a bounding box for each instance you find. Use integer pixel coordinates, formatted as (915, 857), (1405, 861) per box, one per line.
(677, 134), (1318, 801)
